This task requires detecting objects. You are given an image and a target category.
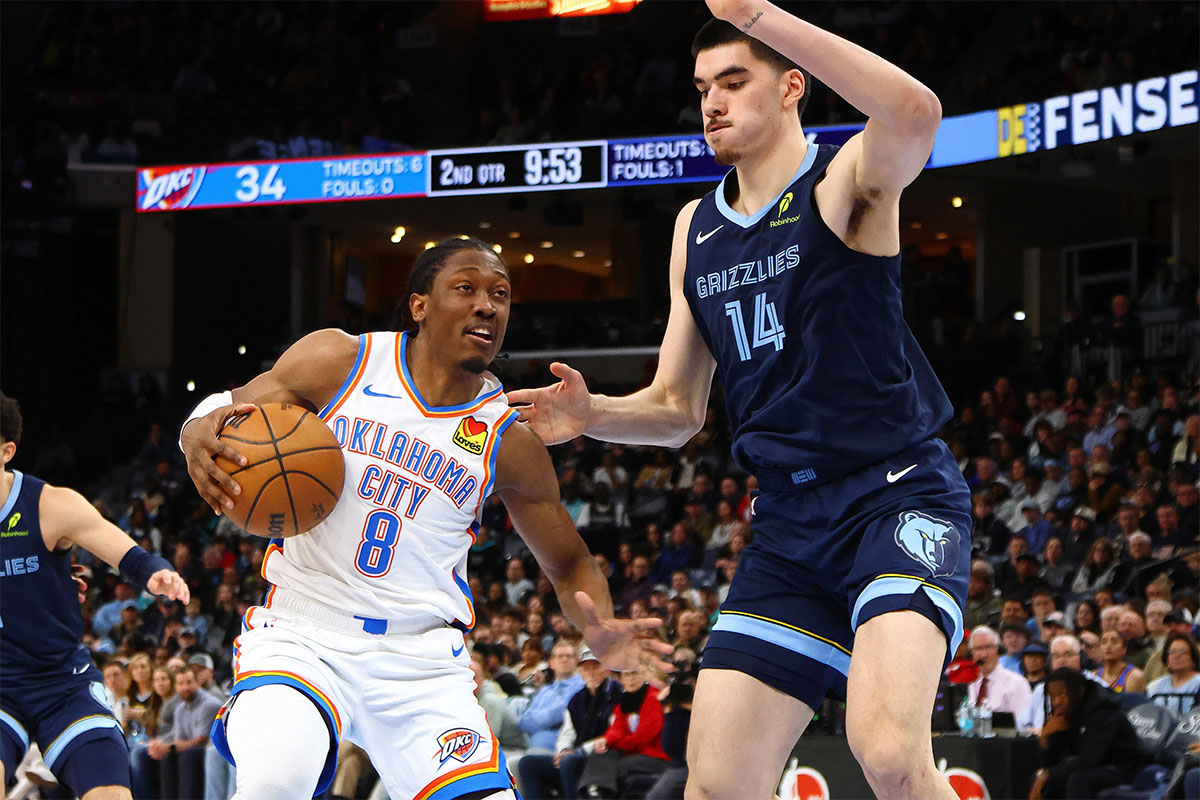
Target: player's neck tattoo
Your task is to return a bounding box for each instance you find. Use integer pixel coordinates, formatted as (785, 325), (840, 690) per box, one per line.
(741, 11), (763, 31)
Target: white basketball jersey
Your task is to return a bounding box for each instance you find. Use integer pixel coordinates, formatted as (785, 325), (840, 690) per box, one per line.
(260, 331), (518, 628)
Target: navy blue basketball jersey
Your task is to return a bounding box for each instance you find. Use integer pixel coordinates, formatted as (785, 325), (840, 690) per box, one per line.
(0, 471), (86, 677)
(683, 143), (952, 484)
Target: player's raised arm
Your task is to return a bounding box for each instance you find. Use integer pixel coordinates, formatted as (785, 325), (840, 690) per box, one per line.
(180, 327), (358, 515)
(510, 200), (716, 448)
(708, 0), (940, 194)
(494, 423), (674, 674)
(40, 485), (190, 603)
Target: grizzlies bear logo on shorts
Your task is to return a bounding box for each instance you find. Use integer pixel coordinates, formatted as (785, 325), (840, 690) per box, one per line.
(894, 511), (961, 578)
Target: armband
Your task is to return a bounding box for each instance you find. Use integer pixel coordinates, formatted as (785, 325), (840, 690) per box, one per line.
(178, 390), (233, 452)
(119, 546), (174, 590)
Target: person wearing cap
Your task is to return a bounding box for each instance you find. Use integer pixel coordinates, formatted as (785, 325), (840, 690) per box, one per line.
(1036, 460), (1067, 511)
(1017, 634), (1109, 733)
(1017, 499), (1054, 556)
(518, 647), (620, 800)
(92, 581), (138, 640)
(187, 653), (223, 702)
(1063, 505), (1098, 567)
(1040, 612), (1072, 645)
(1021, 642), (1050, 687)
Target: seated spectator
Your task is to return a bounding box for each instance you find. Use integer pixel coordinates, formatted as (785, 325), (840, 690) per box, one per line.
(972, 492), (1012, 558)
(122, 653), (155, 737)
(1040, 537), (1074, 591)
(1070, 536), (1124, 595)
(996, 534), (1030, 595)
(1091, 630), (1147, 694)
(672, 609), (708, 653)
(471, 656), (529, 762)
(518, 647), (620, 800)
(999, 623), (1032, 673)
(966, 626), (1033, 715)
(668, 571), (702, 610)
(616, 555), (655, 613)
(577, 670), (668, 799)
(1018, 635), (1108, 733)
(1147, 632), (1200, 715)
(966, 559), (1004, 630)
(144, 666), (221, 800)
(1117, 608), (1156, 669)
(1017, 500), (1055, 556)
(652, 524), (696, 584)
(518, 641), (586, 757)
(1026, 588), (1059, 642)
(505, 558), (536, 606)
(1072, 599), (1100, 637)
(130, 666), (178, 800)
(646, 647), (697, 800)
(1022, 642), (1050, 687)
(1028, 668), (1146, 800)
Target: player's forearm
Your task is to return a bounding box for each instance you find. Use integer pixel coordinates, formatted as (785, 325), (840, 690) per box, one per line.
(727, 0), (940, 132)
(549, 552), (615, 632)
(585, 385), (701, 448)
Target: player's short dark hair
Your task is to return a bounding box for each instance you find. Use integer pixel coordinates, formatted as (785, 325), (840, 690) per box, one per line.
(399, 236), (503, 335)
(691, 19), (812, 120)
(0, 392), (21, 448)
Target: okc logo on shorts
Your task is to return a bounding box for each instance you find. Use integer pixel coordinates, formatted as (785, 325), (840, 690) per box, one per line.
(452, 416), (488, 455)
(893, 510), (961, 577)
(435, 728), (481, 765)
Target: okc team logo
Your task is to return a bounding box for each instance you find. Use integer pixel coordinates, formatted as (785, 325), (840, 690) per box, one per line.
(452, 416), (488, 455)
(435, 728), (481, 764)
(138, 166), (206, 211)
(894, 510), (961, 577)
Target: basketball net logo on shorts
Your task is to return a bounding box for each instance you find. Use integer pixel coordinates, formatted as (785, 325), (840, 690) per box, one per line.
(138, 166), (206, 211)
(893, 510), (961, 577)
(435, 728), (481, 765)
(452, 416), (488, 455)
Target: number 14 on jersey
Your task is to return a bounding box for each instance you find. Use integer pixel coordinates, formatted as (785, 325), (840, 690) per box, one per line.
(724, 292), (786, 361)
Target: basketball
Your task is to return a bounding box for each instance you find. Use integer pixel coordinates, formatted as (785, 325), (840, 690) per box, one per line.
(214, 403), (344, 538)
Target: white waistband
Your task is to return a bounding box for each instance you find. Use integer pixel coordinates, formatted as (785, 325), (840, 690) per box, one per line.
(265, 587), (447, 636)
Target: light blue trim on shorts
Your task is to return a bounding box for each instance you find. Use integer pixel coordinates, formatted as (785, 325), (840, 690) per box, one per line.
(711, 612), (852, 677)
(850, 575), (965, 655)
(42, 714), (123, 768)
(0, 708), (30, 750)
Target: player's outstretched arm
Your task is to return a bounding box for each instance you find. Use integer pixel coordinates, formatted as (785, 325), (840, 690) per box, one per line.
(495, 425), (674, 674)
(181, 328), (358, 515)
(510, 201), (716, 448)
(40, 485), (190, 604)
(708, 0), (940, 195)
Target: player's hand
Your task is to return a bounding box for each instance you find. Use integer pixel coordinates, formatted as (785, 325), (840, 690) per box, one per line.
(181, 403), (256, 515)
(148, 569), (190, 604)
(507, 363), (592, 446)
(575, 591), (675, 684)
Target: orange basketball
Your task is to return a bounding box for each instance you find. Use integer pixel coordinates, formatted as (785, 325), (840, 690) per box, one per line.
(214, 403), (344, 538)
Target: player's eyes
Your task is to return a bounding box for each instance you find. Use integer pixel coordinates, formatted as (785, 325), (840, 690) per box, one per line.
(728, 81), (744, 90)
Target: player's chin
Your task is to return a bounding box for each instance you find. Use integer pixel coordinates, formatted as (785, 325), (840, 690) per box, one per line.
(460, 355), (489, 374)
(712, 144), (742, 166)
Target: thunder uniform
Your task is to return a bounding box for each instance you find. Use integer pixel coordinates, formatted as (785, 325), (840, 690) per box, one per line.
(0, 471), (129, 795)
(211, 331), (522, 799)
(684, 144), (972, 710)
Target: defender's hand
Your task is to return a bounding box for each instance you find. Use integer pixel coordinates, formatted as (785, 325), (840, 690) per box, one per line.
(148, 569), (190, 605)
(575, 591), (675, 684)
(181, 403), (256, 515)
(507, 363), (592, 446)
(705, 0), (765, 27)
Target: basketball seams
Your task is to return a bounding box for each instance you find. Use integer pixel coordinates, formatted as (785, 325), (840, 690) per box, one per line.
(259, 407), (301, 537)
(225, 445), (343, 477)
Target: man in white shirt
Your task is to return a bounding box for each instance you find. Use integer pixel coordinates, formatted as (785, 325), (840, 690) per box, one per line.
(966, 626), (1032, 715)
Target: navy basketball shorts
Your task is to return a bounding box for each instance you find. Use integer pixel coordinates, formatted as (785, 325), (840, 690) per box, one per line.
(703, 438), (972, 710)
(0, 658), (129, 795)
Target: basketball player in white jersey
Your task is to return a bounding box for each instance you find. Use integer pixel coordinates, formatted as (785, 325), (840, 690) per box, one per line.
(180, 237), (671, 800)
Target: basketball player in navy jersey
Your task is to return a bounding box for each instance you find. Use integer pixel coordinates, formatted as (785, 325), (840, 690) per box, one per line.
(508, 2), (970, 797)
(0, 393), (189, 799)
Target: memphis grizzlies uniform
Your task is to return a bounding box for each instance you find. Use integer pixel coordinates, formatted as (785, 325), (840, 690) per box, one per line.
(685, 143), (972, 709)
(0, 471), (129, 795)
(212, 331), (521, 799)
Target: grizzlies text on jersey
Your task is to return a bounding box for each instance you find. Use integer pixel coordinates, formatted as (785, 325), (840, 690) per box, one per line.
(683, 143), (953, 486)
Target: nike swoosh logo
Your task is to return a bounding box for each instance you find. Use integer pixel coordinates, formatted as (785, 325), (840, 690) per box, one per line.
(695, 225), (723, 245)
(73, 664), (88, 675)
(451, 644), (465, 657)
(363, 384), (405, 400)
(886, 464), (919, 483)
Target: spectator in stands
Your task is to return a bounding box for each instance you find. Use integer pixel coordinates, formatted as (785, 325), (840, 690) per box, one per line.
(966, 559), (1003, 630)
(1018, 635), (1108, 733)
(505, 557), (536, 605)
(519, 640), (586, 760)
(1028, 668), (1146, 800)
(1092, 630), (1147, 693)
(1175, 481), (1199, 537)
(577, 669), (668, 799)
(1117, 608), (1155, 669)
(122, 653), (155, 737)
(471, 656), (528, 766)
(144, 665), (220, 800)
(966, 626), (1033, 714)
(1119, 532), (1157, 598)
(616, 555), (654, 612)
(1085, 463), (1124, 522)
(92, 580), (137, 640)
(516, 639), (549, 692)
(1027, 588), (1058, 641)
(1172, 416), (1200, 478)
(973, 491), (1013, 558)
(652, 524), (696, 584)
(592, 450), (629, 495)
(130, 665), (178, 800)
(1000, 623), (1032, 673)
(1073, 599), (1101, 638)
(1023, 642), (1050, 687)
(1037, 461), (1068, 511)
(1119, 389), (1153, 433)
(997, 533), (1030, 594)
(1071, 536), (1123, 594)
(519, 647), (620, 800)
(1147, 633), (1200, 715)
(1082, 407), (1118, 456)
(1040, 537), (1074, 591)
(1026, 390), (1068, 438)
(1153, 504), (1184, 556)
(1018, 500), (1055, 556)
